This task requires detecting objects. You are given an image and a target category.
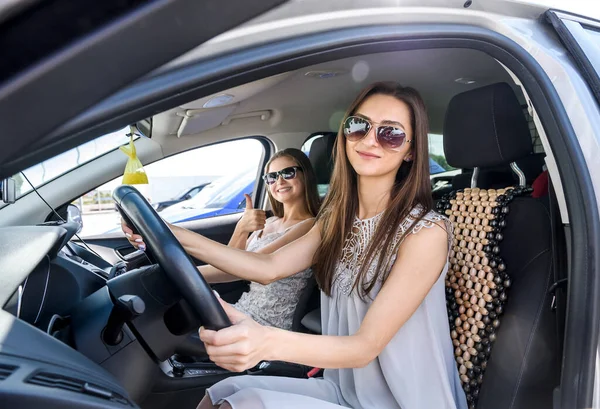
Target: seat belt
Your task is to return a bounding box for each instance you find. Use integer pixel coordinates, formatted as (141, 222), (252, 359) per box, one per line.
(547, 178), (567, 374)
(307, 367), (322, 378)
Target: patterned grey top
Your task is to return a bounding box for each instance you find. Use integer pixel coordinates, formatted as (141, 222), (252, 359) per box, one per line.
(333, 205), (454, 296)
(234, 219), (313, 330)
(320, 205), (466, 409)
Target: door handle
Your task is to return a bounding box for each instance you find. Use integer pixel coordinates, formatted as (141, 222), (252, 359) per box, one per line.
(122, 249), (146, 262)
(115, 247), (145, 261)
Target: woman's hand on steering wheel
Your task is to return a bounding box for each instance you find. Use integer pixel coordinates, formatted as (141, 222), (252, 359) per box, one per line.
(121, 219), (146, 251)
(199, 298), (270, 373)
(114, 184), (232, 331)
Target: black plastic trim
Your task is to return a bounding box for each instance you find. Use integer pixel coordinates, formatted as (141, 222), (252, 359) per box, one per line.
(0, 0), (288, 178)
(2, 23), (599, 408)
(546, 10), (600, 108)
(26, 371), (132, 406)
(0, 0), (151, 81)
(0, 363), (18, 380)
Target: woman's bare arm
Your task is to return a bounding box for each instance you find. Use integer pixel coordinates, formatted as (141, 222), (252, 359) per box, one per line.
(200, 222), (450, 372)
(227, 228), (249, 250)
(170, 222), (320, 285)
(193, 219), (315, 284)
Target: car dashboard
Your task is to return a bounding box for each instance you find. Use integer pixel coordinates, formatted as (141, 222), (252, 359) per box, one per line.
(0, 222), (138, 408)
(3, 224), (110, 336)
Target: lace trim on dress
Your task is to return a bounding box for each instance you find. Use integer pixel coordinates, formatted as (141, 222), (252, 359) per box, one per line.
(234, 218), (315, 329)
(332, 206), (452, 296)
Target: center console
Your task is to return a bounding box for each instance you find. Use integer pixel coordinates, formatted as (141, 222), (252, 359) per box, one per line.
(160, 355), (230, 378)
(161, 353), (315, 380)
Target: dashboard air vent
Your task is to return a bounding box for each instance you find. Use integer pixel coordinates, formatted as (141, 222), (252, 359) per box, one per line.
(27, 372), (131, 406)
(0, 364), (18, 380)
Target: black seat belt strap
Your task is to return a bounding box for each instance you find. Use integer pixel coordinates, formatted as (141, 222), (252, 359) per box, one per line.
(547, 178), (567, 371)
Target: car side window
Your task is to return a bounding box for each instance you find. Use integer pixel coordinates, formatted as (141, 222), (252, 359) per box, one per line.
(74, 138), (264, 237)
(428, 133), (456, 175)
(428, 133), (460, 199)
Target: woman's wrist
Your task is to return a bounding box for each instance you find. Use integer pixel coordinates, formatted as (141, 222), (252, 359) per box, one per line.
(232, 226), (250, 242)
(234, 223), (249, 236)
(261, 326), (280, 362)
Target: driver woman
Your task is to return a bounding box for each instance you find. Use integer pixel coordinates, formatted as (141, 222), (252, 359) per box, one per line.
(187, 82), (467, 409)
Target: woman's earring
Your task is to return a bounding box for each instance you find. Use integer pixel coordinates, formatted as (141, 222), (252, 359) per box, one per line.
(404, 154), (413, 162)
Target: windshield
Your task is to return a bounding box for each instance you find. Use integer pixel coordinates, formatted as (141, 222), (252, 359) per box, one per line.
(12, 127), (135, 199)
(186, 170), (255, 209)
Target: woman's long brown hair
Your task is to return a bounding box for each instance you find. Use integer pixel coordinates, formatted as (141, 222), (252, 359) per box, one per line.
(313, 82), (434, 298)
(265, 148), (321, 218)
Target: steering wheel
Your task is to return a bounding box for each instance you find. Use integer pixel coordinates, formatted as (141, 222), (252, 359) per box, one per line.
(113, 185), (231, 331)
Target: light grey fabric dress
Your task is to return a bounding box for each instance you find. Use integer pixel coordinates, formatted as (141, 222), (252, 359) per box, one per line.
(234, 220), (313, 330)
(207, 207), (468, 409)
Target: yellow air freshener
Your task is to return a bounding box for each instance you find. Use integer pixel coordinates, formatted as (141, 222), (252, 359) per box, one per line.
(119, 127), (148, 185)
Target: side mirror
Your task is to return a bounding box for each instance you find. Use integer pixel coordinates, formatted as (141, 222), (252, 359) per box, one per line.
(184, 194), (192, 200)
(67, 204), (83, 234)
(1, 178), (16, 204)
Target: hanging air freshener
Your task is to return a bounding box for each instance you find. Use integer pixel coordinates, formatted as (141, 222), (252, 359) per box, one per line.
(119, 125), (149, 185)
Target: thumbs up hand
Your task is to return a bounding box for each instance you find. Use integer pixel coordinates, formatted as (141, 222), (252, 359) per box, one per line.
(244, 194), (253, 211)
(236, 194), (267, 234)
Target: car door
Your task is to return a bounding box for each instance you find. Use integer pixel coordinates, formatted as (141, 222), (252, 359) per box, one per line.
(0, 0), (287, 305)
(545, 10), (600, 408)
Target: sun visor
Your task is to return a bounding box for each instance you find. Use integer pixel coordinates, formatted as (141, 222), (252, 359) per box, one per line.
(176, 104), (238, 137)
(180, 73), (291, 110)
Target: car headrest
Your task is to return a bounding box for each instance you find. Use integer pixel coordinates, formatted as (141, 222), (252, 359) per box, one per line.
(308, 133), (336, 184)
(443, 82), (533, 169)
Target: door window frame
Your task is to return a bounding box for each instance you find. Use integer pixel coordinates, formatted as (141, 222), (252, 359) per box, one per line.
(546, 10), (600, 107)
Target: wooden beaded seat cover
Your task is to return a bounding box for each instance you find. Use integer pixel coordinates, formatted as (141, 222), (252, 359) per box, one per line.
(436, 185), (534, 408)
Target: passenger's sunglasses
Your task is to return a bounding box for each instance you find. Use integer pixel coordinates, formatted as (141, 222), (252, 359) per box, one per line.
(343, 116), (411, 151)
(263, 166), (303, 185)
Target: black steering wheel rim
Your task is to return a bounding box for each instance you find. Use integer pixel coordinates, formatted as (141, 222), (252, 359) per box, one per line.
(113, 185), (231, 331)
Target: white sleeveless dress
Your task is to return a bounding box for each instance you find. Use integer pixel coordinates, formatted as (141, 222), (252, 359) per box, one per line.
(234, 221), (313, 330)
(205, 207), (468, 409)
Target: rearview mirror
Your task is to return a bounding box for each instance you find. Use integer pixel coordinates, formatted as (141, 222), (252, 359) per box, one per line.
(67, 204), (83, 234)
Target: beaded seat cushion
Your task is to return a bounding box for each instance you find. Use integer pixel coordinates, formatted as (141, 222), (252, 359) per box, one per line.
(435, 185), (533, 409)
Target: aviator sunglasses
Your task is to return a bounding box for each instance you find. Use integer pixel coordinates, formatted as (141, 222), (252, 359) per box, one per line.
(262, 166), (303, 185)
(343, 116), (411, 151)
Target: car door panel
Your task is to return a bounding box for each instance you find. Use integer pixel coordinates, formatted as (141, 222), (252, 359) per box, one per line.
(76, 212), (249, 302)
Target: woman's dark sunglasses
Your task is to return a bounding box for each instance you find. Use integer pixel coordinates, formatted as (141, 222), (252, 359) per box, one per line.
(263, 166), (303, 185)
(343, 116), (411, 151)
